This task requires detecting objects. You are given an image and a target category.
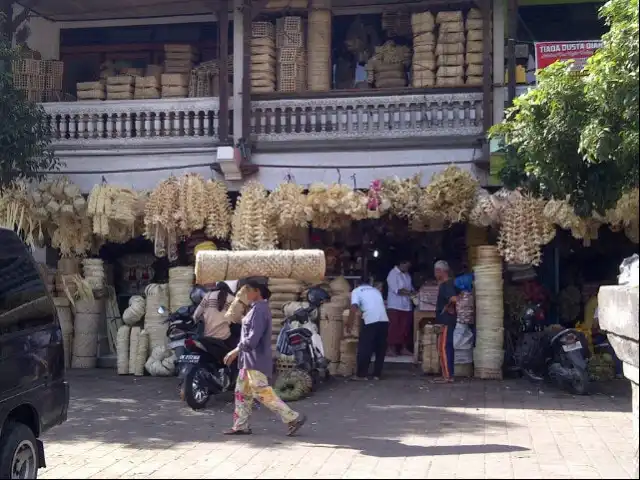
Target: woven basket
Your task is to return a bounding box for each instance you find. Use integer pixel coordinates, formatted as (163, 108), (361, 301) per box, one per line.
(320, 315), (342, 363)
(436, 11), (463, 23)
(466, 75), (482, 86)
(128, 327), (141, 375)
(117, 326), (131, 375)
(474, 366), (503, 380)
(454, 363), (473, 378)
(134, 329), (149, 376)
(437, 54), (464, 67)
(466, 19), (484, 30)
(252, 21), (275, 39)
(72, 333), (98, 359)
(438, 32), (465, 44)
(467, 30), (484, 42)
(466, 53), (483, 65)
(77, 90), (105, 100)
(467, 40), (483, 53)
(413, 32), (435, 46)
(439, 21), (464, 34)
(71, 355), (97, 369)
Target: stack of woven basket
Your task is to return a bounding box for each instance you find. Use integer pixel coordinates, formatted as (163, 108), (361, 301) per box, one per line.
(411, 11), (436, 87)
(164, 44), (198, 74)
(134, 75), (161, 99)
(473, 245), (505, 379)
(251, 22), (277, 93)
(268, 278), (303, 350)
(82, 258), (106, 293)
(307, 2), (332, 92)
(337, 338), (358, 376)
(421, 324), (442, 374)
(168, 266), (194, 312)
(106, 75), (135, 100)
(435, 10), (465, 87)
(369, 41), (409, 88)
(161, 73), (189, 99)
(144, 283), (170, 352)
(76, 81), (105, 101)
(71, 297), (104, 369)
(277, 17), (306, 93)
(465, 8), (485, 86)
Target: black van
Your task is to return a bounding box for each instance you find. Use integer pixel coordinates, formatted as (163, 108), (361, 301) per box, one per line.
(0, 228), (69, 479)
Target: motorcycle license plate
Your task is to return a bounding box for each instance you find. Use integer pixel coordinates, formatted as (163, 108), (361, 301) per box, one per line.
(179, 354), (200, 363)
(562, 341), (582, 352)
(168, 339), (185, 349)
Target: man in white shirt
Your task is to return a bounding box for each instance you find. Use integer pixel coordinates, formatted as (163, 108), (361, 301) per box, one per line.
(386, 259), (414, 357)
(346, 279), (389, 380)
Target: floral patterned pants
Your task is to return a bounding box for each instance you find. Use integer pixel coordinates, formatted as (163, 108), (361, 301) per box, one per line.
(232, 369), (299, 431)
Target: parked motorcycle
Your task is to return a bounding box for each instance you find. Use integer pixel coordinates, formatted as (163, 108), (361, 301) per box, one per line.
(515, 303), (591, 395)
(277, 287), (331, 388)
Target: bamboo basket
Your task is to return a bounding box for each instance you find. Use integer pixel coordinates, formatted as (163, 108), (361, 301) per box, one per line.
(320, 310), (343, 363)
(117, 326), (131, 375)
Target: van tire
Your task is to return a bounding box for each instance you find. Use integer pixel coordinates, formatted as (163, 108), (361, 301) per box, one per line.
(0, 422), (39, 479)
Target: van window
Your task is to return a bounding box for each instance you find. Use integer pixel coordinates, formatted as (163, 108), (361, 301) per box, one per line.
(0, 230), (56, 335)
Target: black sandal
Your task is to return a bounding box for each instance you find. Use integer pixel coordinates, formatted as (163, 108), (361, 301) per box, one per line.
(223, 428), (253, 435)
(286, 414), (307, 437)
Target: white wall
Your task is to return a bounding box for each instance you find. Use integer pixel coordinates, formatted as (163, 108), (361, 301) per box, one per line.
(12, 4), (60, 59)
(53, 146), (487, 192)
(17, 5), (217, 61)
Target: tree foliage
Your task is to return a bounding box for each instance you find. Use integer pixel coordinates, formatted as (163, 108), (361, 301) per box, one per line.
(490, 0), (639, 216)
(0, 12), (60, 190)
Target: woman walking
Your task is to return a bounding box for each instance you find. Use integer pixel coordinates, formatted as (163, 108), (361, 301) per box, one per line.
(222, 280), (307, 436)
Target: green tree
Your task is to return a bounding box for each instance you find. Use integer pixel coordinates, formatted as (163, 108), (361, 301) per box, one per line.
(490, 0), (639, 216)
(0, 12), (60, 190)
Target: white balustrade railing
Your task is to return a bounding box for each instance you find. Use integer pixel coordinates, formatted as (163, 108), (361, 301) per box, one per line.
(251, 92), (484, 141)
(42, 98), (222, 142)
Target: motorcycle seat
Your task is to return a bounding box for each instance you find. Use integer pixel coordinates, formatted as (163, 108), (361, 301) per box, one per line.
(198, 336), (232, 357)
(287, 327), (313, 339)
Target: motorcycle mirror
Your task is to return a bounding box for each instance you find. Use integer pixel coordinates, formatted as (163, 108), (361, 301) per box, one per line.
(157, 306), (167, 315)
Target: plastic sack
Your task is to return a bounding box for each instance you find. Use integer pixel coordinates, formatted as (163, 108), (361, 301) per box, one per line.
(618, 254), (639, 286)
(455, 273), (474, 292)
(453, 323), (474, 350)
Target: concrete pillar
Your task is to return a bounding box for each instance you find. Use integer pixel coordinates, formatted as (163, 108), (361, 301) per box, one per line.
(492, 0), (505, 124)
(598, 285), (639, 479)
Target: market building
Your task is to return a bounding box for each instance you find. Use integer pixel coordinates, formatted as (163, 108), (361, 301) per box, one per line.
(3, 0), (636, 386)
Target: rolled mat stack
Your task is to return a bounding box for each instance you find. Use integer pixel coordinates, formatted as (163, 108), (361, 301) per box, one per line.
(319, 302), (343, 369)
(54, 297), (74, 369)
(169, 266), (194, 312)
(71, 297), (105, 369)
(473, 245), (505, 379)
(144, 283), (170, 352)
(337, 338), (358, 376)
(196, 249), (325, 284)
(268, 278), (303, 350)
(421, 324), (442, 375)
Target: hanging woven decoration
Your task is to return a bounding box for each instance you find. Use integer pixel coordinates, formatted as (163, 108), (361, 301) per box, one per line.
(231, 181), (279, 250)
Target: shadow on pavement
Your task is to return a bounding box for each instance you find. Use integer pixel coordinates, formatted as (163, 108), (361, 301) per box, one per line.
(43, 369), (628, 459)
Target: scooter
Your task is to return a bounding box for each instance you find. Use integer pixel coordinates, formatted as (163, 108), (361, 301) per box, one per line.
(180, 333), (239, 410)
(515, 304), (591, 394)
(278, 287), (331, 386)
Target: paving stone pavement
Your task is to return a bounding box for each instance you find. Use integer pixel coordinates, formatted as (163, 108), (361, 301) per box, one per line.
(39, 369), (636, 479)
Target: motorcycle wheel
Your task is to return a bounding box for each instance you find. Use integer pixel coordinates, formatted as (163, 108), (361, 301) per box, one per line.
(570, 368), (590, 395)
(184, 367), (211, 410)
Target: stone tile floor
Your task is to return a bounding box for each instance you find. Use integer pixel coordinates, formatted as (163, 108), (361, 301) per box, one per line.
(39, 369), (636, 479)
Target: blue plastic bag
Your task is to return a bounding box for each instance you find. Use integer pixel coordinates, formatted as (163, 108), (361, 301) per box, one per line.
(455, 273), (474, 292)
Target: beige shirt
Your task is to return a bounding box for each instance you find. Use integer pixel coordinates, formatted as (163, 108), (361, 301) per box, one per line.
(193, 291), (235, 340)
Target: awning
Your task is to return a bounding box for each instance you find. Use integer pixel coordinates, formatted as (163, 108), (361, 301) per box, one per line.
(18, 0), (224, 22)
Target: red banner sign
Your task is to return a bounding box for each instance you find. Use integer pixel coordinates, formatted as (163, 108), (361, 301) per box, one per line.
(534, 40), (603, 72)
